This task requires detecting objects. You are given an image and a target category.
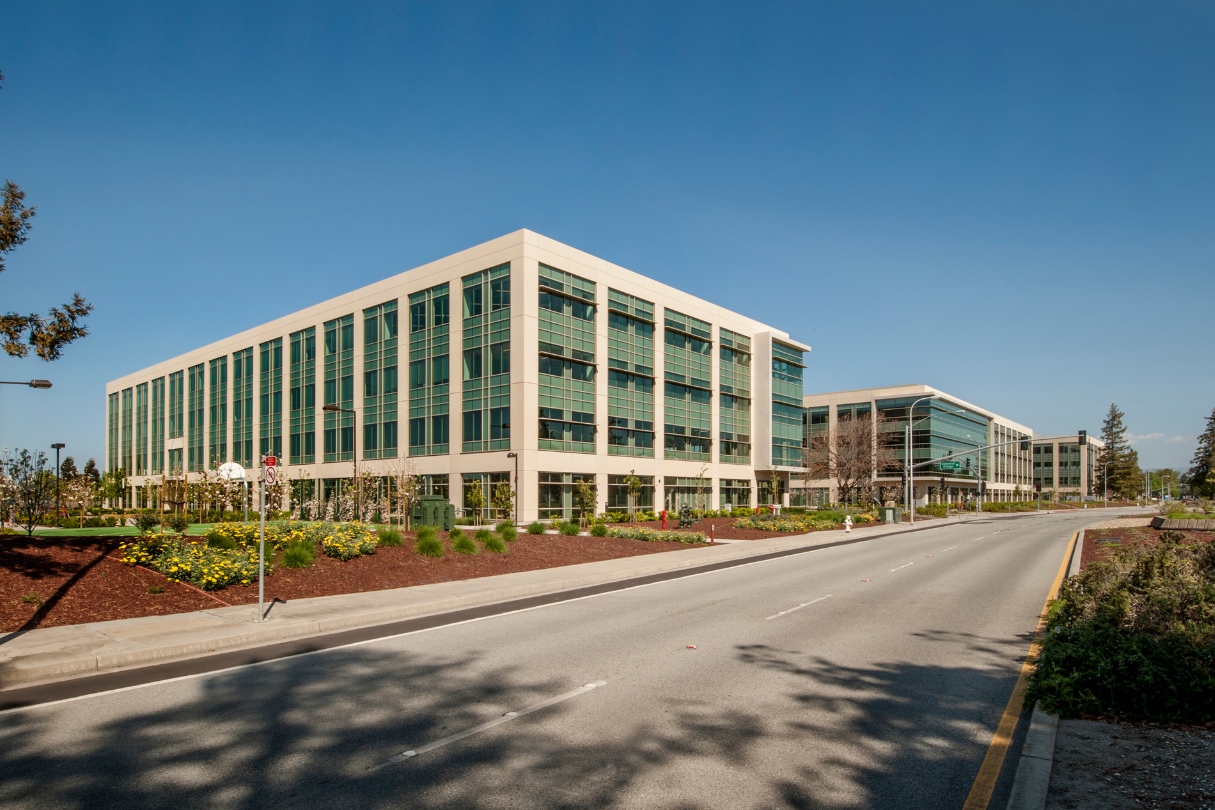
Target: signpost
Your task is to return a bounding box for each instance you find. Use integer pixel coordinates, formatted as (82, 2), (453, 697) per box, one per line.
(257, 456), (276, 623)
(940, 461), (961, 470)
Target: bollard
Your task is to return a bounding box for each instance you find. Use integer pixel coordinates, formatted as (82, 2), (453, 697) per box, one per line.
(711, 524), (715, 545)
(662, 510), (667, 530)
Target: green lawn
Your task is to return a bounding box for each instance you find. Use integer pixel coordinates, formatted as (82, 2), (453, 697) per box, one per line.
(24, 523), (223, 538)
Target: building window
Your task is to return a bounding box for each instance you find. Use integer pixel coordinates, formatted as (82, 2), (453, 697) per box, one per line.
(719, 329), (751, 464)
(463, 264), (511, 452)
(232, 347), (254, 466)
(187, 364), (205, 471)
(289, 327), (316, 464)
(260, 338), (283, 460)
(134, 382), (148, 474)
(409, 283), (451, 456)
(607, 474), (654, 513)
(462, 471), (509, 521)
(538, 472), (595, 520)
(538, 264), (596, 453)
(663, 309), (712, 462)
(719, 478), (753, 509)
(363, 300), (398, 460)
(107, 392), (119, 472)
(323, 314), (355, 462)
(208, 356), (228, 466)
(606, 289), (656, 458)
(771, 341), (804, 467)
(150, 376), (165, 474)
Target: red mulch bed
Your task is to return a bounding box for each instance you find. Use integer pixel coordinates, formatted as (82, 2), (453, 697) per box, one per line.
(2, 531), (702, 631)
(1082, 526), (1213, 571)
(611, 515), (844, 540)
(1, 535), (219, 632)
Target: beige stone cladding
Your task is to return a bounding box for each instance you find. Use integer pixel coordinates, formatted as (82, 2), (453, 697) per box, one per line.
(106, 230), (810, 521)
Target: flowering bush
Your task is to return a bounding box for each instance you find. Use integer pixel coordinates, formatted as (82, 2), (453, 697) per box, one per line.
(120, 536), (268, 591)
(608, 527), (704, 544)
(319, 523), (378, 560)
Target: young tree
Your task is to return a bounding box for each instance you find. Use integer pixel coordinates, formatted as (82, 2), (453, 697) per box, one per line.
(492, 480), (515, 521)
(802, 411), (899, 505)
(464, 477), (485, 522)
(3, 448), (54, 535)
(64, 473), (98, 528)
(693, 464), (710, 514)
(1187, 406), (1215, 498)
(59, 455), (78, 480)
(624, 470), (643, 517)
(1097, 403), (1142, 500)
(82, 457), (101, 484)
(573, 479), (597, 523)
(387, 459), (422, 528)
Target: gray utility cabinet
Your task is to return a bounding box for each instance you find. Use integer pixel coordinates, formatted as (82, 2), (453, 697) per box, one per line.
(878, 506), (904, 524)
(411, 496), (456, 530)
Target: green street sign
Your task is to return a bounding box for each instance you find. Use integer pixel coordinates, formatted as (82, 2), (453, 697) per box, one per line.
(940, 461), (961, 470)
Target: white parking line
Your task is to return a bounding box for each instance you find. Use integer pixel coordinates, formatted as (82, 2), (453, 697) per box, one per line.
(372, 681), (607, 770)
(764, 595), (832, 621)
(890, 562), (914, 572)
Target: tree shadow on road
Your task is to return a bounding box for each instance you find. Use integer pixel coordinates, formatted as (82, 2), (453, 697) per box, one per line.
(0, 630), (1030, 810)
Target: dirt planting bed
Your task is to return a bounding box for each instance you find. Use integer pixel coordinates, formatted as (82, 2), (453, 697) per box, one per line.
(2, 531), (702, 631)
(1082, 525), (1213, 571)
(607, 516), (835, 540)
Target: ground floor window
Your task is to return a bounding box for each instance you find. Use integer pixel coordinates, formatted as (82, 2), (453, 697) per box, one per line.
(663, 477), (713, 512)
(539, 472), (595, 520)
(719, 479), (752, 509)
(607, 474), (654, 514)
(425, 474), (449, 500)
(757, 476), (786, 505)
(462, 472), (509, 521)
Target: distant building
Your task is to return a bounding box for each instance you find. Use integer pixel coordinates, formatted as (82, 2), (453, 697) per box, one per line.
(1032, 435), (1105, 500)
(798, 384), (1034, 506)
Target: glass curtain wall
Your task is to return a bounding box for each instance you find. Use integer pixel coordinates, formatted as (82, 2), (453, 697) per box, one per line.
(719, 479), (752, 509)
(323, 315), (355, 462)
(537, 265), (597, 453)
(135, 382), (148, 474)
(663, 310), (712, 461)
(259, 338), (283, 460)
(168, 371), (184, 440)
(187, 364), (205, 471)
(877, 397), (990, 482)
(719, 329), (751, 464)
(232, 348), (253, 466)
(462, 472), (509, 521)
(771, 341), (804, 466)
(289, 328), (316, 464)
(363, 300), (399, 459)
(664, 477), (713, 511)
(121, 387), (133, 474)
(606, 289), (655, 457)
(107, 392), (119, 471)
(607, 474), (654, 513)
(151, 376), (165, 474)
(408, 283), (451, 456)
(462, 265), (511, 453)
(208, 357), (228, 466)
(538, 472), (595, 520)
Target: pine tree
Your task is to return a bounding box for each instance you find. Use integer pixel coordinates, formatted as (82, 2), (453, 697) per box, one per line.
(59, 455), (78, 479)
(1097, 403), (1141, 500)
(1188, 407), (1215, 498)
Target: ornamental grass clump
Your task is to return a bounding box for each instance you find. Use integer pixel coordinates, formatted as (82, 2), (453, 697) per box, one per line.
(527, 521), (546, 535)
(590, 523), (608, 537)
(281, 540), (316, 569)
(497, 522), (517, 542)
(608, 527), (704, 544)
(559, 520), (580, 537)
(414, 526), (443, 558)
(376, 527), (404, 547)
(1027, 536), (1215, 722)
(451, 528), (478, 555)
(480, 531), (506, 553)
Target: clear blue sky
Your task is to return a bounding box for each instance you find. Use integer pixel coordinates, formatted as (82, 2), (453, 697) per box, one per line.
(2, 1), (1212, 472)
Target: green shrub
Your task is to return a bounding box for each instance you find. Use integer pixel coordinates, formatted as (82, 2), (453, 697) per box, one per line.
(455, 516), (476, 526)
(376, 527), (404, 547)
(281, 541), (316, 569)
(415, 526), (443, 557)
(120, 536), (269, 590)
(205, 535), (239, 550)
(166, 513), (189, 534)
(474, 528), (494, 545)
(104, 517), (117, 528)
(1027, 537), (1215, 722)
(559, 520), (580, 536)
(320, 524), (379, 560)
(451, 529), (478, 555)
(527, 521), (546, 535)
(135, 513), (161, 535)
(483, 534), (507, 553)
(498, 522), (518, 542)
(608, 527), (704, 544)
(590, 523), (608, 537)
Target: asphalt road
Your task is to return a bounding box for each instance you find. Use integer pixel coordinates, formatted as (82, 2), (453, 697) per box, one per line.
(0, 510), (1130, 810)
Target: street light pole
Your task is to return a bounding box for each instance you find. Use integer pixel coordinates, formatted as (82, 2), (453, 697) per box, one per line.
(0, 379), (52, 388)
(905, 396), (940, 525)
(507, 451), (519, 524)
(52, 443), (65, 519)
(322, 403), (358, 519)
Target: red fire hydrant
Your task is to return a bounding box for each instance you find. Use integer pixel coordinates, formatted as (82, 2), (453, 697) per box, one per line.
(661, 510), (667, 529)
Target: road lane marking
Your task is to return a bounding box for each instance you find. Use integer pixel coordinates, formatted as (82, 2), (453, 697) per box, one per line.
(372, 681), (607, 770)
(890, 562), (914, 572)
(962, 530), (1079, 810)
(941, 546), (958, 552)
(764, 595), (832, 621)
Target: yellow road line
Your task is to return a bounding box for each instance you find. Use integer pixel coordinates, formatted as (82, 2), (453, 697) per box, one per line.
(961, 530), (1078, 810)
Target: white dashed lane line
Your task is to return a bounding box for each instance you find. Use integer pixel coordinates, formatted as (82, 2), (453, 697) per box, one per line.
(764, 595), (832, 621)
(889, 562), (914, 572)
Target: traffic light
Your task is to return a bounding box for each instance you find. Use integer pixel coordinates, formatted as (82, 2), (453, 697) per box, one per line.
(940, 476), (946, 491)
(1079, 430), (1087, 446)
(980, 482), (987, 496)
(1035, 482), (1042, 493)
(1020, 438), (1030, 451)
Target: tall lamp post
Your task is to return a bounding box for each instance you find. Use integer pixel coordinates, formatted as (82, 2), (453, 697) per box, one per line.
(905, 396), (939, 524)
(322, 404), (358, 519)
(51, 443), (66, 519)
(506, 451), (519, 524)
(0, 379), (52, 388)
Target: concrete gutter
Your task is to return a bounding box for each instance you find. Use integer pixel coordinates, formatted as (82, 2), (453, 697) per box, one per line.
(0, 509), (1089, 689)
(1005, 704), (1060, 810)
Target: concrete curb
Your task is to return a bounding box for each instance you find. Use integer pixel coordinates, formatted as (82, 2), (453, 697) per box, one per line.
(0, 508), (1113, 689)
(1005, 703), (1059, 810)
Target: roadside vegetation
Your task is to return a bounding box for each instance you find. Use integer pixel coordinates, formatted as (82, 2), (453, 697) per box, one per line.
(1028, 532), (1215, 722)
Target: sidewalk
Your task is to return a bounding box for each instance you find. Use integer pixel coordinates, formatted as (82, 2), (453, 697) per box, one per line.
(0, 511), (1047, 689)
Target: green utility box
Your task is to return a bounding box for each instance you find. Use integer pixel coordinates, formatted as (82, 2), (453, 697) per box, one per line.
(411, 495), (456, 530)
(878, 506), (904, 524)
